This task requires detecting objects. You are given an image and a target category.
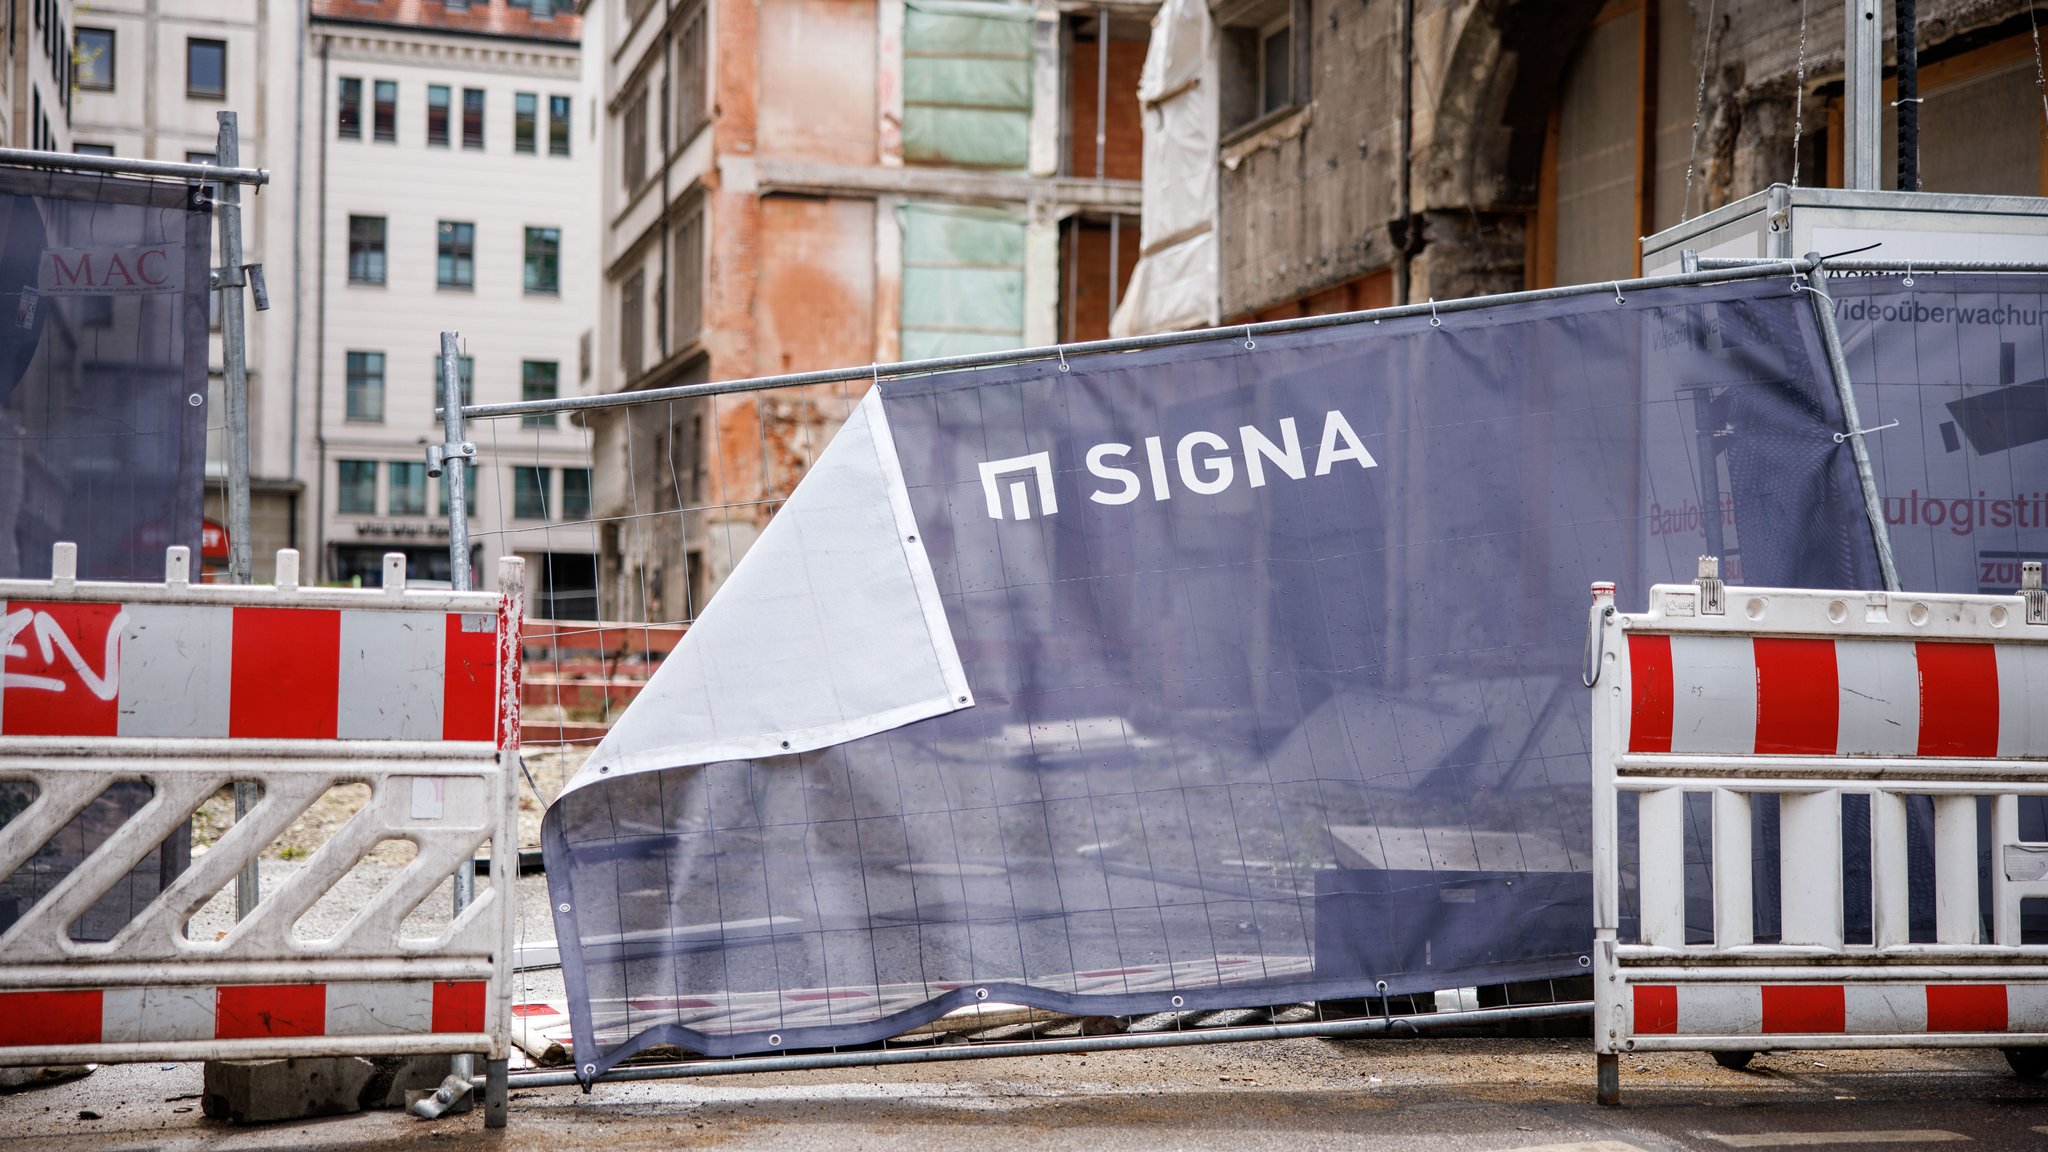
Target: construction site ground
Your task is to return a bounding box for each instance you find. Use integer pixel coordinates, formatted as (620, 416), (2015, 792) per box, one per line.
(3, 1031), (2043, 1151)
(11, 748), (2047, 1149)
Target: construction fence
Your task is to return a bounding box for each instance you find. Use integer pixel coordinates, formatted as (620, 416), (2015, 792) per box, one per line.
(430, 258), (2046, 1088)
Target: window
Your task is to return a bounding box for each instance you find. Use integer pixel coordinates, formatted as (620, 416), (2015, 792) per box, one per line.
(654, 274), (667, 358)
(437, 461), (472, 517)
(338, 460), (378, 514)
(521, 360), (558, 427)
(427, 85), (450, 146)
(1219, 0), (1303, 134)
(512, 466), (552, 520)
(348, 216), (386, 284)
(430, 354), (474, 418)
(73, 143), (114, 156)
(76, 27), (112, 91)
(562, 468), (591, 519)
(345, 351), (386, 423)
(674, 203), (704, 346)
(374, 80), (397, 142)
(523, 226), (560, 294)
(462, 88), (485, 149)
(578, 330), (592, 381)
(186, 150), (216, 165)
(677, 6), (707, 141)
(1258, 18), (1291, 118)
(621, 269), (645, 380)
(389, 461), (427, 515)
(622, 86), (647, 189)
(186, 37), (225, 100)
(338, 77), (362, 139)
(549, 95), (571, 156)
(437, 221), (475, 288)
(515, 92), (537, 153)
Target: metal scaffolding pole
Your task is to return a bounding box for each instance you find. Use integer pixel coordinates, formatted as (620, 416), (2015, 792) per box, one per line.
(215, 111), (262, 921)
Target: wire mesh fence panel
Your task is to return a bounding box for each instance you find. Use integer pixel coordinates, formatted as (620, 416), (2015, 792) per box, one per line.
(458, 265), (2048, 1085)
(480, 271), (1909, 1085)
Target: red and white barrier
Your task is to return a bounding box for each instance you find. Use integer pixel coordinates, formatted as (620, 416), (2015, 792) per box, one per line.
(1590, 561), (2048, 1104)
(0, 544), (522, 1073)
(0, 979), (487, 1059)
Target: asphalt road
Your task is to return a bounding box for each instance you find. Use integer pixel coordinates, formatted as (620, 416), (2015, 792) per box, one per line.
(3, 1038), (2044, 1151)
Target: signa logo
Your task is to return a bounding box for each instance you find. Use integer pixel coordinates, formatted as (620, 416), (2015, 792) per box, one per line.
(979, 411), (1378, 520)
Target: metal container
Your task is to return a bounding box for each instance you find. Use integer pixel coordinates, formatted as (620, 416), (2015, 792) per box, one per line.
(1642, 185), (2048, 276)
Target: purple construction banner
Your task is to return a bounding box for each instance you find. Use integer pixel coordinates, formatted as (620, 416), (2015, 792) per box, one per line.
(543, 274), (1886, 1082)
(0, 167), (210, 581)
(0, 169), (209, 946)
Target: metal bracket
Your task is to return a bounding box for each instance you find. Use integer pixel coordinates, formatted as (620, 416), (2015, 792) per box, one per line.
(426, 440), (476, 479)
(2024, 561), (2045, 625)
(1696, 556), (1726, 615)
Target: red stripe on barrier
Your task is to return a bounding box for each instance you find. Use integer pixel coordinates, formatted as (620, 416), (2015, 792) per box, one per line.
(1915, 642), (2000, 758)
(215, 984), (326, 1040)
(229, 607), (340, 738)
(1627, 634), (1674, 753)
(442, 614), (496, 742)
(2, 601), (123, 736)
(1761, 985), (1845, 1033)
(432, 981), (487, 1034)
(1926, 984), (2008, 1033)
(0, 990), (101, 1047)
(1634, 985), (1678, 1034)
(1753, 637), (1839, 754)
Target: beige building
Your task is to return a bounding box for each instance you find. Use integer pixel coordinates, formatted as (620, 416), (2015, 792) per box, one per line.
(67, 0), (599, 610)
(5, 0), (76, 151)
(306, 0), (598, 613)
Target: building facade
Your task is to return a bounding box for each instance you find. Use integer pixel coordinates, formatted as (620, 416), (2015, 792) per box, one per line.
(584, 0), (1151, 622)
(1138, 0), (2048, 326)
(5, 0), (75, 152)
(306, 0), (598, 612)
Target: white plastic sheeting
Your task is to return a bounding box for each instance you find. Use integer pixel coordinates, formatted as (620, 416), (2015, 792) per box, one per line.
(564, 391), (971, 791)
(1110, 0), (1218, 337)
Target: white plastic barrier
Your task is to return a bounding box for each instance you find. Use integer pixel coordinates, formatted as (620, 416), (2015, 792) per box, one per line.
(0, 544), (521, 1120)
(1590, 560), (2048, 1104)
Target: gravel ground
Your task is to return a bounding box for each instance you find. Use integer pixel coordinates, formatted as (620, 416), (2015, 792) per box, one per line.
(4, 1037), (2045, 1151)
(15, 751), (2048, 1148)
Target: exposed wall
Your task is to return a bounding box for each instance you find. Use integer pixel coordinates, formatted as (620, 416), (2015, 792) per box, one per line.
(1219, 0), (2048, 317)
(1216, 0), (1405, 317)
(758, 0), (878, 164)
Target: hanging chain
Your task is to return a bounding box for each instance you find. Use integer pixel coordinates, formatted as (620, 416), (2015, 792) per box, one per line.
(1681, 0), (1721, 223)
(1791, 0), (1809, 187)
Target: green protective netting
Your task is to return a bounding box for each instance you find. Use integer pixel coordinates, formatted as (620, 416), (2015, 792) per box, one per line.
(899, 201), (1026, 361)
(903, 0), (1031, 168)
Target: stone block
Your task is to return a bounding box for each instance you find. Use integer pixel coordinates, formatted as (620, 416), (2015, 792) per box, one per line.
(200, 1057), (376, 1125)
(360, 1054), (456, 1110)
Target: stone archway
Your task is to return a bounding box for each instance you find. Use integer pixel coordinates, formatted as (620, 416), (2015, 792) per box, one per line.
(1407, 0), (1612, 298)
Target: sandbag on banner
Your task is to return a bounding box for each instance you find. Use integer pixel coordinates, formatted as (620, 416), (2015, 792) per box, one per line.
(543, 275), (1881, 1081)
